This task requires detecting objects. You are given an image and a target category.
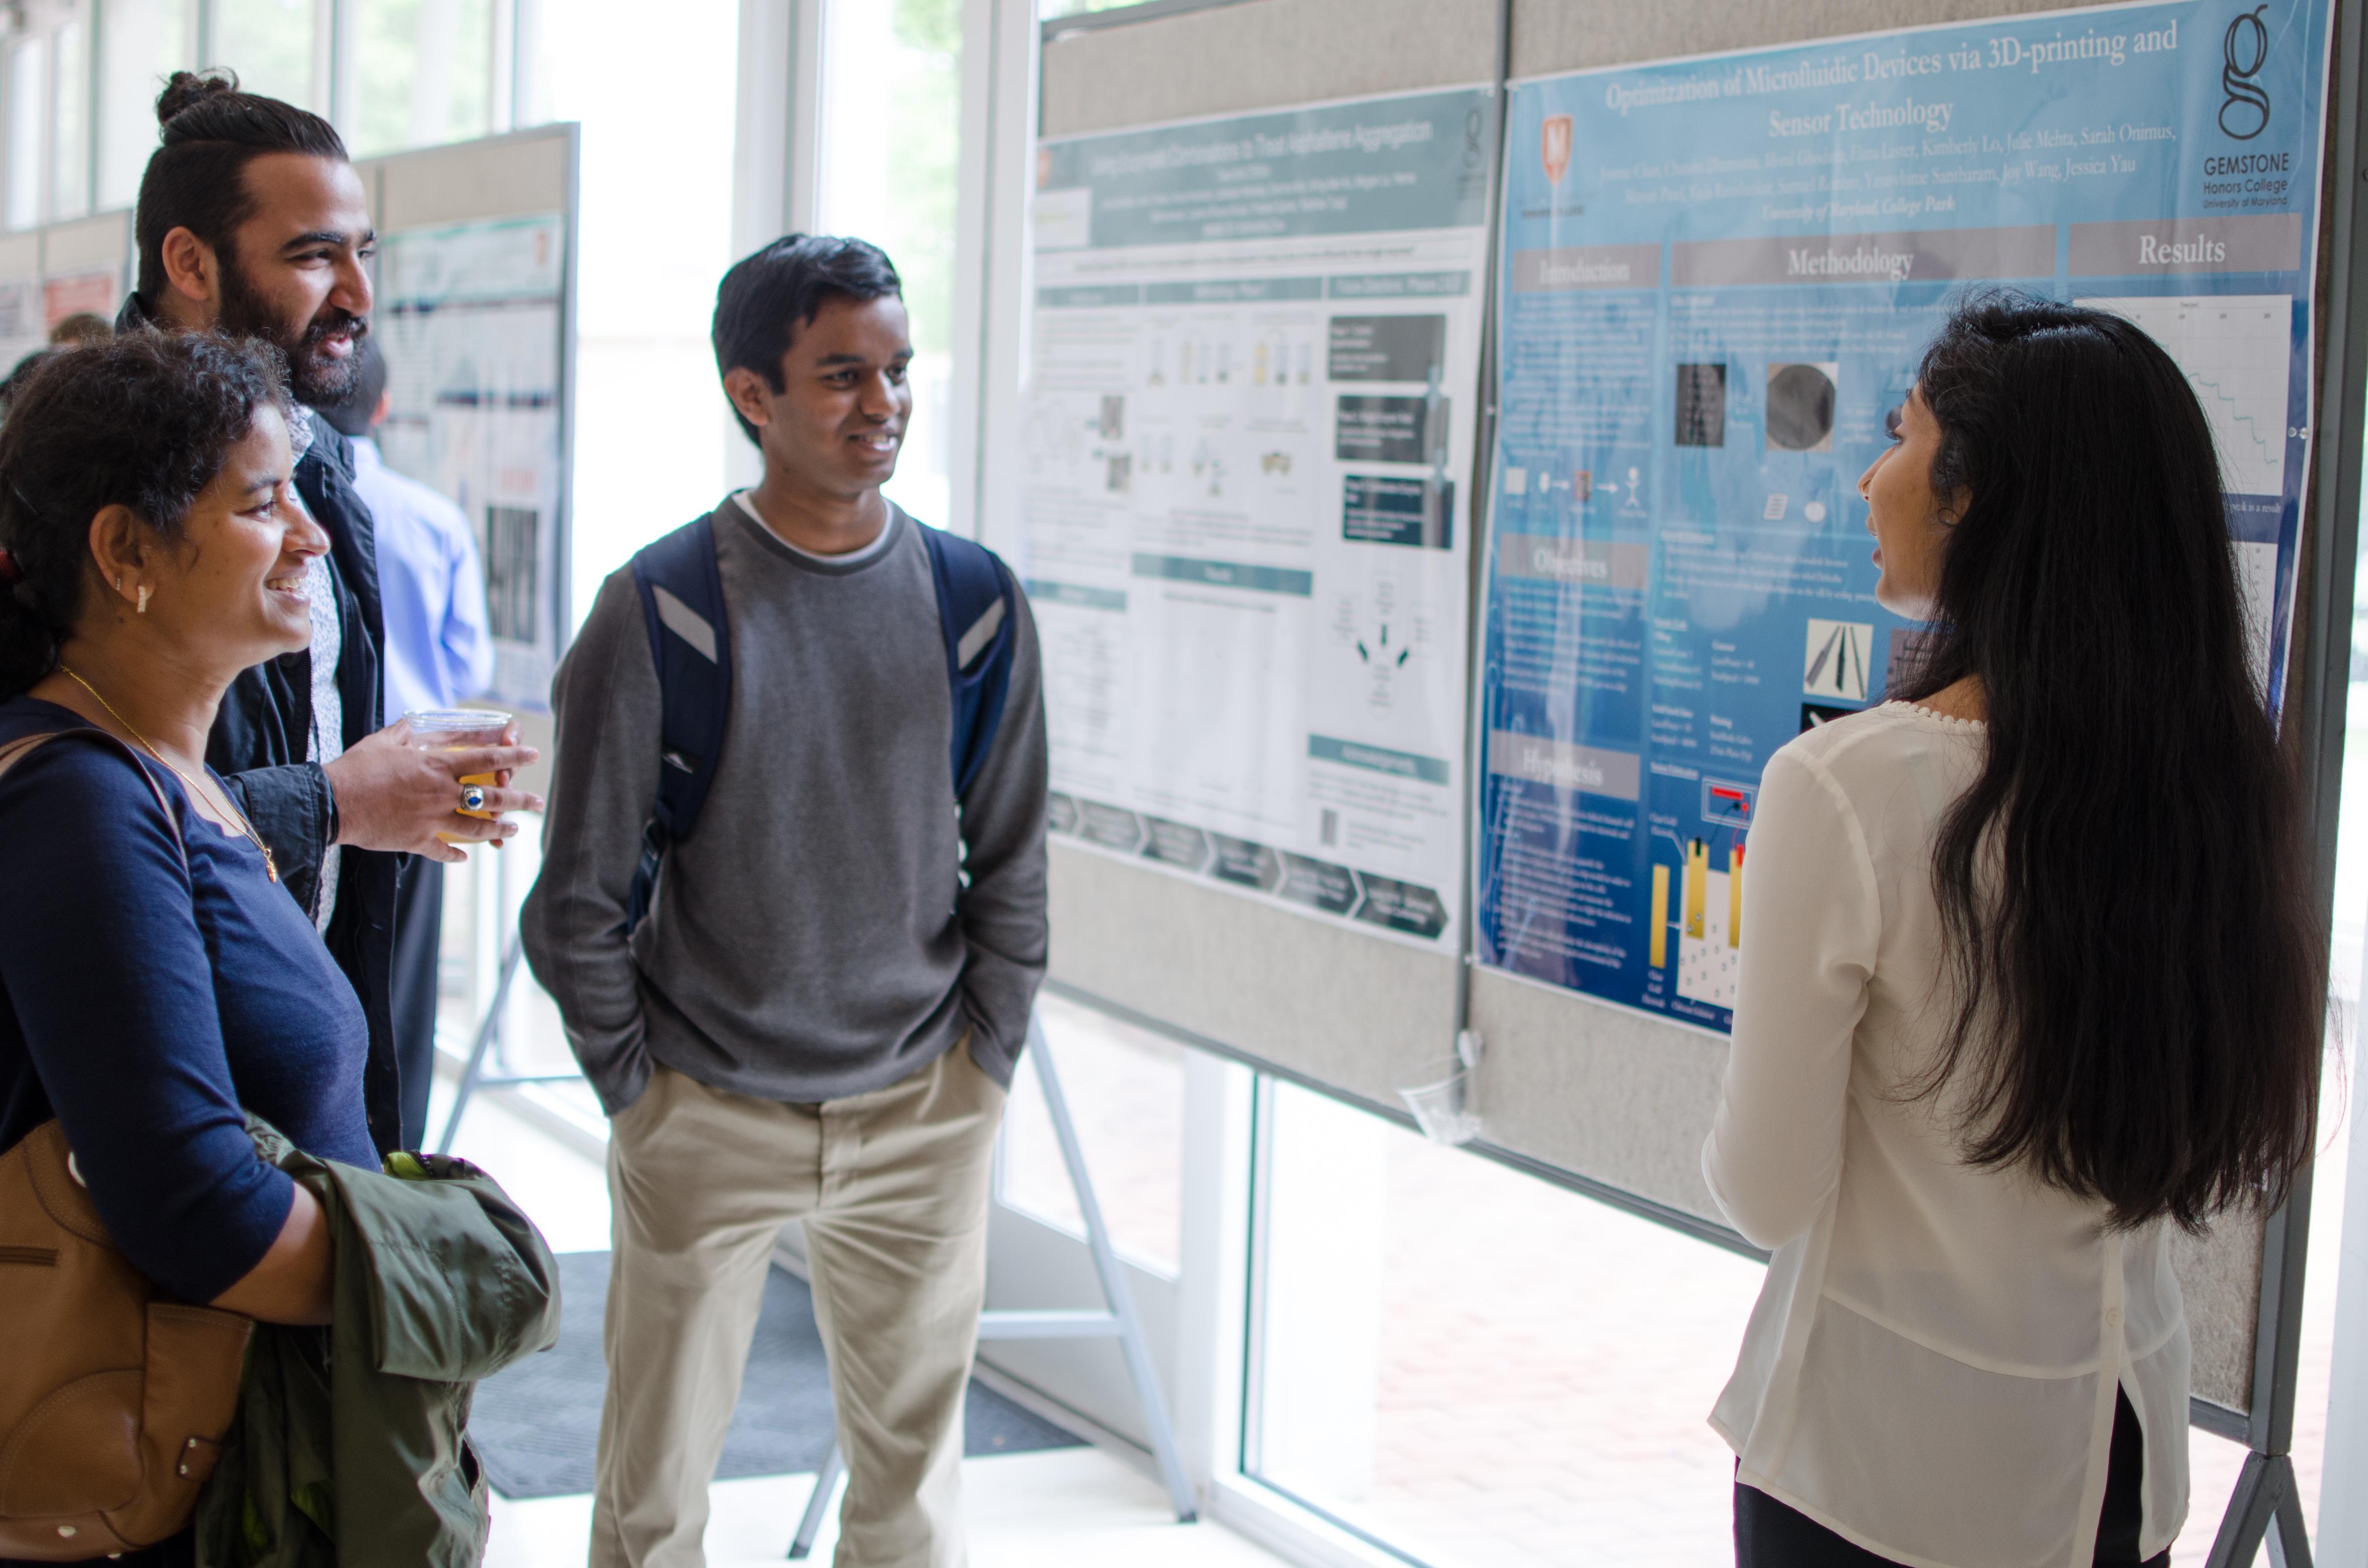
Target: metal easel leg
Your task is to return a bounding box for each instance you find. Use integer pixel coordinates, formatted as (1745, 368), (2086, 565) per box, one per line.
(434, 936), (524, 1154)
(2270, 1456), (2315, 1568)
(1024, 1013), (1199, 1524)
(2208, 1452), (2313, 1568)
(785, 1442), (843, 1560)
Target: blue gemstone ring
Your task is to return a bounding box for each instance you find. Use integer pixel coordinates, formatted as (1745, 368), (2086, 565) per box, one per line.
(460, 784), (488, 813)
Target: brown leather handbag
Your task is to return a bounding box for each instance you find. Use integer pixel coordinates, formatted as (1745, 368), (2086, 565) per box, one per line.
(0, 1121), (254, 1558)
(0, 731), (255, 1557)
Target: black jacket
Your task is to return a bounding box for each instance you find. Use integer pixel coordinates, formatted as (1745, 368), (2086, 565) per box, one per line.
(116, 297), (408, 1156)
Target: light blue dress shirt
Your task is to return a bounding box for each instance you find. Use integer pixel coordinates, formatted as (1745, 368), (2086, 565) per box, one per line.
(353, 436), (495, 718)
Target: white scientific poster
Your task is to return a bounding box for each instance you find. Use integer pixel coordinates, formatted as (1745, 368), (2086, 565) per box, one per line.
(1022, 87), (1497, 948)
(376, 213), (568, 711)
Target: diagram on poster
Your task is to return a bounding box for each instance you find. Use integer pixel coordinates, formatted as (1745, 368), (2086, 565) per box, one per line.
(376, 213), (568, 711)
(1025, 87), (1497, 946)
(1476, 0), (2330, 1027)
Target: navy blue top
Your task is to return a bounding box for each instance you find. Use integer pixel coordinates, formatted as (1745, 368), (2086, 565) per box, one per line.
(0, 698), (374, 1304)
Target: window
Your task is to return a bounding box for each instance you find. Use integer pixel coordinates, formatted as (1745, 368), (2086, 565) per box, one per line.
(51, 19), (88, 221)
(348, 0), (493, 157)
(7, 37), (49, 231)
(998, 991), (1186, 1276)
(208, 0), (318, 111)
(537, 0), (737, 620)
(814, 0), (959, 527)
(96, 0), (184, 210)
(1249, 1078), (1768, 1565)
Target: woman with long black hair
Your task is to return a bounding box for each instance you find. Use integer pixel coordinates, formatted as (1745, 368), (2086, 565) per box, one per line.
(1704, 294), (2325, 1568)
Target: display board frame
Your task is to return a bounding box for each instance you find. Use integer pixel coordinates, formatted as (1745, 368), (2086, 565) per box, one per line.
(1027, 2), (2367, 1561)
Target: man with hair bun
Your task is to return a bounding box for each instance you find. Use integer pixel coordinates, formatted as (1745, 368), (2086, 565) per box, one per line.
(120, 71), (538, 1156)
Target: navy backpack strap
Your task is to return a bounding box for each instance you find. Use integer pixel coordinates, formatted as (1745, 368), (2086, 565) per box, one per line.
(919, 524), (1018, 801)
(625, 512), (732, 932)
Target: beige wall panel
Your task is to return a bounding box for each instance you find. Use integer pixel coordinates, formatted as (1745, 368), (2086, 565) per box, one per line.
(1468, 966), (1727, 1217)
(0, 233), (40, 278)
(1047, 840), (1462, 1104)
(1511, 0), (2135, 79)
(2176, 1216), (2265, 1411)
(41, 211), (131, 274)
(1041, 0), (1498, 139)
(375, 130), (569, 232)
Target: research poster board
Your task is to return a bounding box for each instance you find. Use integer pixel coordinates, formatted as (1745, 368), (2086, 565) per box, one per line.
(1474, 0), (2331, 1029)
(375, 212), (568, 711)
(1024, 86), (1497, 948)
(40, 267), (118, 330)
(0, 274), (41, 375)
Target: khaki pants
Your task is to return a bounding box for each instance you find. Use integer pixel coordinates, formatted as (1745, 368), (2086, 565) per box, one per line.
(590, 1042), (1006, 1568)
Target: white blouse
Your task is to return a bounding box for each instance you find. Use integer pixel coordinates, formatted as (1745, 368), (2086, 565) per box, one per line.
(1704, 702), (2187, 1568)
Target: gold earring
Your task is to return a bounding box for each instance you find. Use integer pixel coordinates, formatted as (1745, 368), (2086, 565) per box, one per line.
(136, 584), (151, 614)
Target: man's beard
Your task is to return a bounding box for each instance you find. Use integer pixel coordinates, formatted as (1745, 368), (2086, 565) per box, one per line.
(217, 258), (369, 408)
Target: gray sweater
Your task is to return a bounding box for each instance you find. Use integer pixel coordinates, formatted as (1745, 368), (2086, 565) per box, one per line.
(520, 497), (1049, 1113)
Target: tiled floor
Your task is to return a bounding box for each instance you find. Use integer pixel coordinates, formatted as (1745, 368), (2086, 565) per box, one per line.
(480, 1448), (1287, 1568)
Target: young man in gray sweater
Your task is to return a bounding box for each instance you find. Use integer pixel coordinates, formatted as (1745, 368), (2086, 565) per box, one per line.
(521, 236), (1048, 1568)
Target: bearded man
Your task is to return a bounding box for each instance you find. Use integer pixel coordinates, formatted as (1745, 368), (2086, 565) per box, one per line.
(118, 71), (539, 1156)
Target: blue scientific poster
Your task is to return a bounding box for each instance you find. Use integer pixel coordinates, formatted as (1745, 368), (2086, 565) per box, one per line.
(1475, 1), (2331, 1027)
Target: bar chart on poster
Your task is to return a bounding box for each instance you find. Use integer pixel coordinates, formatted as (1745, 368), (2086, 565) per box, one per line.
(1023, 86), (1497, 948)
(1475, 0), (2330, 1029)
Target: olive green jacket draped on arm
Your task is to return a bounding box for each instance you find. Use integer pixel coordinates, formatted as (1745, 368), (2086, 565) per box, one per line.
(194, 1123), (562, 1568)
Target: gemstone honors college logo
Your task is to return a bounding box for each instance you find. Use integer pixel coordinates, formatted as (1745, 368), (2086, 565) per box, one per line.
(2221, 4), (2273, 140)
(1541, 114), (1572, 185)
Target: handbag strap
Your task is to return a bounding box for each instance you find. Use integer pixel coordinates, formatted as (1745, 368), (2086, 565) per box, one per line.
(0, 728), (190, 877)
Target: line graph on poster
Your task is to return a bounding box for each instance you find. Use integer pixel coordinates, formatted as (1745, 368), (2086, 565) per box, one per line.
(2081, 295), (2293, 498)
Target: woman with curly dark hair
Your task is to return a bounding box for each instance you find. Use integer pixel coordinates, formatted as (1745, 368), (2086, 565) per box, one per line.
(1705, 295), (2325, 1568)
(0, 333), (366, 1563)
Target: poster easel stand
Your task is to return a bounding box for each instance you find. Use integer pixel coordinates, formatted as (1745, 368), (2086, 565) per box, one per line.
(2201, 4), (2368, 1562)
(2203, 1180), (2317, 1567)
(785, 1011), (1197, 1557)
(433, 934), (575, 1155)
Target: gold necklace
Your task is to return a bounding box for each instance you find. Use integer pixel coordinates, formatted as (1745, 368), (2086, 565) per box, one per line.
(56, 664), (280, 883)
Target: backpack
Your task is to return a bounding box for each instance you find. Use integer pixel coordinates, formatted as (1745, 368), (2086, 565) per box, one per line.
(623, 506), (1018, 933)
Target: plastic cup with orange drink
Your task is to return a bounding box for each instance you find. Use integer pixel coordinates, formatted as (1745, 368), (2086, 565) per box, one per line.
(405, 708), (514, 843)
